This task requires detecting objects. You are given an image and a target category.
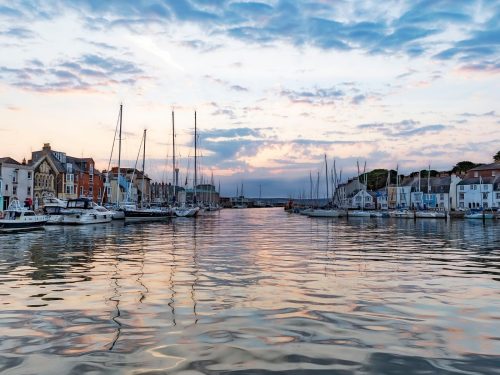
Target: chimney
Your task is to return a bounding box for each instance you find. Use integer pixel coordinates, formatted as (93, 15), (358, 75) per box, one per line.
(42, 143), (51, 153)
(22, 158), (26, 165)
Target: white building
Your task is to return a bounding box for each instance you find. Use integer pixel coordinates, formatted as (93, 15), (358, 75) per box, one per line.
(457, 176), (500, 210)
(0, 157), (34, 210)
(349, 189), (375, 209)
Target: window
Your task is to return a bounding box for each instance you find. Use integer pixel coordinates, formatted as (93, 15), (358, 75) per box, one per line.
(27, 187), (31, 195)
(12, 170), (18, 183)
(474, 171), (478, 177)
(28, 172), (32, 179)
(440, 193), (444, 200)
(497, 193), (500, 199)
(80, 186), (83, 196)
(459, 185), (464, 191)
(13, 186), (17, 195)
(67, 163), (73, 174)
(483, 192), (488, 200)
(484, 202), (488, 208)
(493, 171), (496, 177)
(459, 193), (464, 200)
(472, 185), (477, 190)
(459, 202), (464, 208)
(5, 184), (8, 192)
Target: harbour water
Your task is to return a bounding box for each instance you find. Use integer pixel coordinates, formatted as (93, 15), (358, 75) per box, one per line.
(0, 208), (499, 374)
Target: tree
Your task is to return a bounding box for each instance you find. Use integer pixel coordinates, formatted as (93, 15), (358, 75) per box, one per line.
(451, 161), (480, 174)
(494, 151), (500, 163)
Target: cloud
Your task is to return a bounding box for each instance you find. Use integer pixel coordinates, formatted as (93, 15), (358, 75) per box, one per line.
(0, 27), (35, 39)
(0, 54), (147, 93)
(204, 75), (249, 92)
(459, 111), (497, 117)
(357, 120), (449, 138)
(280, 87), (344, 105)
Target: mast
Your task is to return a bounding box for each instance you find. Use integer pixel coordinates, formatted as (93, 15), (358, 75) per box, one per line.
(396, 164), (399, 208)
(117, 104), (123, 205)
(362, 161), (367, 210)
(324, 154), (329, 203)
(427, 164), (431, 194)
(194, 111), (197, 203)
(172, 111), (176, 203)
(141, 129), (146, 208)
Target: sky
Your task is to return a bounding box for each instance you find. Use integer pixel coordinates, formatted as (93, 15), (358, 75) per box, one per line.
(0, 0), (499, 197)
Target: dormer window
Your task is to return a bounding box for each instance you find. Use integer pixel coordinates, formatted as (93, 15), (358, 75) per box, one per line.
(493, 171), (497, 177)
(474, 171), (478, 177)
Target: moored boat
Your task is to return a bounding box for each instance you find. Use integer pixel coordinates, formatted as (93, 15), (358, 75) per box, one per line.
(307, 208), (344, 217)
(464, 209), (495, 220)
(390, 209), (414, 218)
(0, 199), (48, 232)
(174, 205), (200, 217)
(62, 198), (113, 225)
(42, 197), (68, 224)
(415, 210), (447, 219)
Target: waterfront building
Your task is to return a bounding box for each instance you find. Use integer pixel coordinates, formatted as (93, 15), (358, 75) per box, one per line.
(456, 163), (500, 210)
(107, 167), (151, 205)
(337, 178), (366, 208)
(0, 157), (34, 210)
(30, 143), (104, 203)
(186, 184), (220, 204)
(349, 189), (375, 209)
(375, 189), (388, 210)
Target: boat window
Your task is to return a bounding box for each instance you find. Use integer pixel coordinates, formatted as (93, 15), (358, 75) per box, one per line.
(24, 212), (35, 216)
(67, 200), (88, 209)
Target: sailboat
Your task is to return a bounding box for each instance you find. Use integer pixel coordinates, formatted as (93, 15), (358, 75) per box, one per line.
(123, 129), (172, 222)
(173, 111), (199, 217)
(349, 161), (371, 217)
(306, 156), (344, 217)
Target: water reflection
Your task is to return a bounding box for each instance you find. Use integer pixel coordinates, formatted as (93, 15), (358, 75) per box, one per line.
(0, 210), (499, 373)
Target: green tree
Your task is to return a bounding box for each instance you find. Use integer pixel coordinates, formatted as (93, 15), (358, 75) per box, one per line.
(494, 151), (500, 163)
(451, 161), (479, 174)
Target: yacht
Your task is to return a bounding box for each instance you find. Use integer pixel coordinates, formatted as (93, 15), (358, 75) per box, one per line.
(415, 210), (447, 219)
(174, 205), (200, 217)
(42, 197), (68, 224)
(464, 209), (495, 220)
(307, 208), (345, 217)
(390, 209), (414, 218)
(62, 198), (113, 225)
(123, 204), (172, 222)
(0, 199), (48, 232)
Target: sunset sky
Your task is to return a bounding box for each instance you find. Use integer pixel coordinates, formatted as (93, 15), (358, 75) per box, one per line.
(1, 0), (499, 197)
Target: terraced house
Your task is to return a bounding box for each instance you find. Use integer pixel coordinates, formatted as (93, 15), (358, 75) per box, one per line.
(457, 163), (500, 210)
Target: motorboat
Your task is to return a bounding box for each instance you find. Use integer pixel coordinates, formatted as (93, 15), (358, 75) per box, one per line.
(464, 210), (495, 220)
(307, 209), (344, 217)
(62, 198), (113, 225)
(123, 204), (172, 222)
(370, 211), (390, 218)
(349, 210), (372, 217)
(42, 197), (68, 224)
(415, 210), (447, 219)
(174, 205), (200, 217)
(390, 209), (414, 218)
(0, 199), (48, 232)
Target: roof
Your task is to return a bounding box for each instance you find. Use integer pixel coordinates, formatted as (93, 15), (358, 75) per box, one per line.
(458, 176), (499, 185)
(469, 163), (500, 172)
(0, 157), (21, 165)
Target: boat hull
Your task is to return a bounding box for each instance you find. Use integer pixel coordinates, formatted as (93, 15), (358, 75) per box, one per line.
(0, 220), (46, 232)
(124, 210), (172, 222)
(307, 209), (344, 217)
(62, 213), (112, 225)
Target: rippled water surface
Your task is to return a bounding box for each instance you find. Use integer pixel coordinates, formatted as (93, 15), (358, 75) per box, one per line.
(0, 208), (499, 374)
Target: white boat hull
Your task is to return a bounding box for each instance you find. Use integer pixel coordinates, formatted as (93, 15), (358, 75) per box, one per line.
(349, 211), (371, 217)
(307, 209), (344, 217)
(62, 213), (112, 225)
